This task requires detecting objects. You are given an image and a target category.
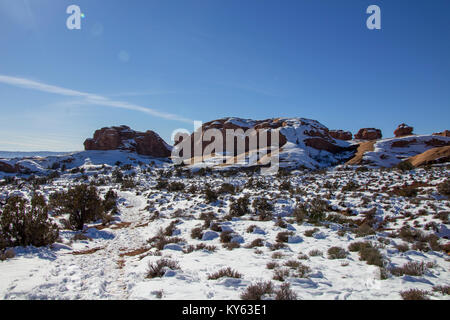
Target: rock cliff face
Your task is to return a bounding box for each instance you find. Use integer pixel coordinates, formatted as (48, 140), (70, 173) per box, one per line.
(84, 125), (171, 158)
(394, 123), (414, 137)
(354, 128), (382, 140)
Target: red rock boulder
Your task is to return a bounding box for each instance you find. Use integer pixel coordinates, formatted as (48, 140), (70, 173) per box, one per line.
(394, 123), (414, 137)
(329, 130), (352, 141)
(354, 128), (382, 140)
(433, 130), (450, 137)
(84, 125), (171, 158)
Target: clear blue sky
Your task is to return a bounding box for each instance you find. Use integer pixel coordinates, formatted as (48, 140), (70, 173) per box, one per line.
(1, 0), (449, 151)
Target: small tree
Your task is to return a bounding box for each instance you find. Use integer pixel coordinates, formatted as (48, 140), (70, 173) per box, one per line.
(229, 195), (250, 217)
(0, 194), (59, 247)
(51, 185), (105, 230)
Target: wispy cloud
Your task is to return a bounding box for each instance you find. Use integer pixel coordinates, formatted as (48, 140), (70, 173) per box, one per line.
(0, 74), (194, 124)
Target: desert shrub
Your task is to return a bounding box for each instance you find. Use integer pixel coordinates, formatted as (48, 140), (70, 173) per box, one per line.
(208, 267), (242, 280)
(400, 289), (429, 300)
(103, 189), (118, 214)
(241, 281), (274, 300)
(111, 168), (123, 183)
(295, 263), (312, 278)
(218, 183), (236, 194)
(52, 185), (105, 230)
(148, 229), (184, 250)
(0, 194), (59, 248)
(355, 223), (375, 237)
(342, 181), (359, 192)
(167, 181), (185, 192)
(271, 243), (286, 251)
(210, 222), (222, 232)
(155, 178), (168, 190)
(220, 230), (233, 243)
(308, 249), (323, 257)
(293, 204), (308, 223)
(246, 238), (264, 248)
(395, 243), (410, 252)
(274, 218), (287, 228)
(304, 228), (319, 237)
(191, 227), (203, 239)
(283, 260), (300, 269)
(398, 226), (425, 243)
(194, 243), (217, 252)
(279, 180), (291, 191)
(296, 198), (328, 223)
(146, 258), (180, 278)
(348, 241), (371, 252)
(164, 220), (179, 236)
(229, 195), (250, 217)
(204, 187), (218, 203)
(432, 285), (450, 295)
(437, 179), (450, 196)
(0, 248), (15, 261)
(359, 246), (383, 267)
(120, 178), (136, 190)
(223, 242), (240, 250)
(266, 261), (279, 270)
(274, 283), (297, 300)
(392, 186), (418, 198)
(252, 198), (273, 216)
(396, 161), (414, 172)
(276, 231), (293, 243)
(327, 246), (348, 259)
(273, 268), (290, 281)
(391, 261), (426, 277)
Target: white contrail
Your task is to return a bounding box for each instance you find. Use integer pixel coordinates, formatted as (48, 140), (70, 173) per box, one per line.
(0, 74), (194, 124)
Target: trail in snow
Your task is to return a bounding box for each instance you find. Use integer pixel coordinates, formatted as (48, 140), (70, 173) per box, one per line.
(2, 192), (147, 300)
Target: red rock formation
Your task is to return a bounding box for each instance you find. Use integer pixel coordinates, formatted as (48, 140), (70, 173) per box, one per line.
(394, 123), (414, 137)
(84, 125), (171, 157)
(329, 130), (352, 141)
(433, 130), (450, 137)
(354, 128), (382, 140)
(174, 117), (357, 161)
(0, 161), (17, 173)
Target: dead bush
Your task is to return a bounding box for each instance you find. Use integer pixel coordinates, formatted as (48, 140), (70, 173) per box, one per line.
(146, 258), (180, 278)
(327, 246), (348, 259)
(208, 267), (242, 280)
(240, 281), (274, 300)
(391, 261), (426, 277)
(274, 283), (297, 300)
(400, 289), (429, 300)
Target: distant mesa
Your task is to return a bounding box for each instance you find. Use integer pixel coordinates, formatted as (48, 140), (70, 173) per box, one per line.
(354, 128), (382, 140)
(329, 130), (352, 141)
(394, 123), (414, 137)
(433, 130), (450, 137)
(83, 125), (171, 158)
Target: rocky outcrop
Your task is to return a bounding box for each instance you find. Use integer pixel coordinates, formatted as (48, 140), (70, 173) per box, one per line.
(407, 146), (450, 167)
(433, 130), (450, 137)
(329, 130), (352, 141)
(84, 125), (171, 158)
(394, 123), (414, 137)
(0, 161), (17, 173)
(173, 117), (358, 169)
(354, 128), (382, 140)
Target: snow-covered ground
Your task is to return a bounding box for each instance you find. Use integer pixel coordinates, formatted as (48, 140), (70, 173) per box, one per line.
(0, 157), (449, 300)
